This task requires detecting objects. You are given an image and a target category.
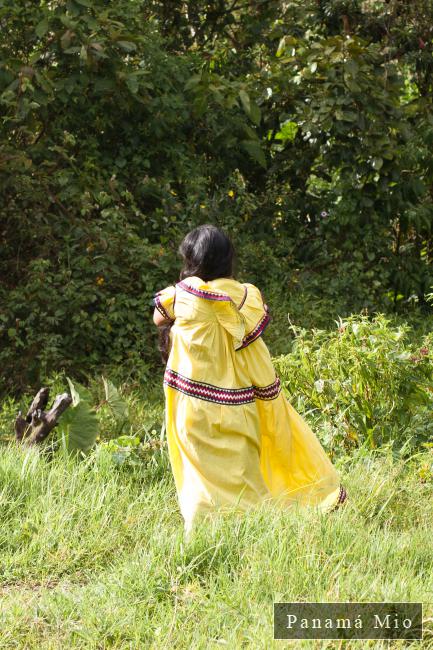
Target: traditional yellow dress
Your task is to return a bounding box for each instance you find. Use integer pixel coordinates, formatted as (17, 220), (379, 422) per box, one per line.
(154, 276), (346, 534)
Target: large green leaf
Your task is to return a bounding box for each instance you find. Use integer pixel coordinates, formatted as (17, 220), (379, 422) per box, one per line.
(241, 140), (267, 168)
(35, 18), (49, 38)
(275, 121), (298, 142)
(59, 378), (99, 453)
(59, 401), (99, 454)
(102, 377), (129, 421)
(117, 41), (137, 52)
(66, 377), (93, 406)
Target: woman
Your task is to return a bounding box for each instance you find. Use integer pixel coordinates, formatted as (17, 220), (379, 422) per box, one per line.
(153, 224), (346, 535)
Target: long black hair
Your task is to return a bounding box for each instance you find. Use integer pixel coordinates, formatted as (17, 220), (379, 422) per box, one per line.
(179, 224), (235, 281)
(158, 225), (235, 363)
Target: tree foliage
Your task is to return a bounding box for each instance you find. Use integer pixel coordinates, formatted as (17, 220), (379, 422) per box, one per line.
(1, 0), (432, 393)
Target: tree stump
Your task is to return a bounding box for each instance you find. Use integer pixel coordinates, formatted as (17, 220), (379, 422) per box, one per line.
(15, 387), (72, 445)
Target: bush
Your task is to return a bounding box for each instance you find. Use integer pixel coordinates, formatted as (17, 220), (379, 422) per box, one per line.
(274, 314), (433, 455)
(1, 1), (432, 395)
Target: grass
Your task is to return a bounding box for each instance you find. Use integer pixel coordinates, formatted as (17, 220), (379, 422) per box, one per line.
(1, 313), (432, 648)
(0, 442), (432, 649)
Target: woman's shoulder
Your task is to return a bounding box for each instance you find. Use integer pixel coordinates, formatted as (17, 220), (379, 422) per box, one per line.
(242, 281), (262, 294)
(241, 282), (266, 306)
(171, 276), (267, 314)
(177, 276), (234, 302)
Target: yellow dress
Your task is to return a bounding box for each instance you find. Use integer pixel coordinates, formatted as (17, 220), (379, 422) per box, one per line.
(154, 275), (346, 534)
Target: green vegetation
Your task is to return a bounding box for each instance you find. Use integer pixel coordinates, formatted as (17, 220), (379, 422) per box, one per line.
(1, 1), (432, 393)
(1, 315), (432, 646)
(0, 439), (431, 647)
(1, 2), (433, 646)
(274, 314), (433, 453)
(2, 314), (431, 458)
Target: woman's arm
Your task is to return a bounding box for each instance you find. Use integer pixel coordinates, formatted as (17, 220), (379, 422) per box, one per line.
(153, 284), (176, 327)
(153, 308), (173, 327)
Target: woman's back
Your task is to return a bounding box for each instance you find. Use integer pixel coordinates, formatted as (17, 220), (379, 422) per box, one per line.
(160, 276), (274, 390)
(155, 273), (345, 535)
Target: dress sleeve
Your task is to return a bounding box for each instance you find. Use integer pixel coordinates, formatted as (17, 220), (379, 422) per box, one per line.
(214, 299), (246, 351)
(153, 285), (176, 321)
(236, 283), (270, 349)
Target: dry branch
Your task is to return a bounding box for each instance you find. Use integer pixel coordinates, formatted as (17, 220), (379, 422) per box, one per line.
(15, 387), (72, 445)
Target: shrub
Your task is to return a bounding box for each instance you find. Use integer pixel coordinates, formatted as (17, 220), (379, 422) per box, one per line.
(274, 314), (433, 454)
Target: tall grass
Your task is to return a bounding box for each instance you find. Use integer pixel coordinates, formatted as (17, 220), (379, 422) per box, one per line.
(0, 444), (432, 649)
(1, 313), (432, 647)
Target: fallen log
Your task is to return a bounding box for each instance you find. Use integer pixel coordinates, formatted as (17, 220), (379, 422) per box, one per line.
(15, 387), (72, 445)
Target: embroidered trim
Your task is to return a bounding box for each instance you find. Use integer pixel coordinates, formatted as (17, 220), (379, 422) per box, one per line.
(177, 281), (232, 302)
(331, 485), (348, 512)
(153, 294), (173, 321)
(164, 369), (281, 405)
(254, 377), (281, 400)
(164, 368), (254, 404)
(237, 307), (271, 350)
(337, 485), (347, 504)
(238, 285), (248, 310)
(176, 280), (270, 349)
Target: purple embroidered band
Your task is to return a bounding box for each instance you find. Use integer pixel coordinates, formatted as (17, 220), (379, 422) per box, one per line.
(238, 285), (248, 310)
(153, 294), (173, 321)
(254, 377), (281, 400)
(164, 369), (254, 404)
(164, 369), (281, 405)
(237, 308), (271, 350)
(337, 485), (347, 504)
(331, 485), (348, 512)
(177, 281), (232, 302)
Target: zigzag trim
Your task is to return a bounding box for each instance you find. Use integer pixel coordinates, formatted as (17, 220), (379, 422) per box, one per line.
(337, 485), (347, 504)
(237, 308), (271, 350)
(153, 294), (173, 321)
(176, 280), (270, 349)
(164, 369), (281, 405)
(238, 285), (248, 309)
(164, 368), (254, 404)
(177, 281), (232, 302)
(330, 485), (348, 512)
(254, 377), (281, 400)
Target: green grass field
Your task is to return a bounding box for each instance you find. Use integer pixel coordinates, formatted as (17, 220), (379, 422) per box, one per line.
(0, 441), (431, 649)
(1, 313), (433, 648)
